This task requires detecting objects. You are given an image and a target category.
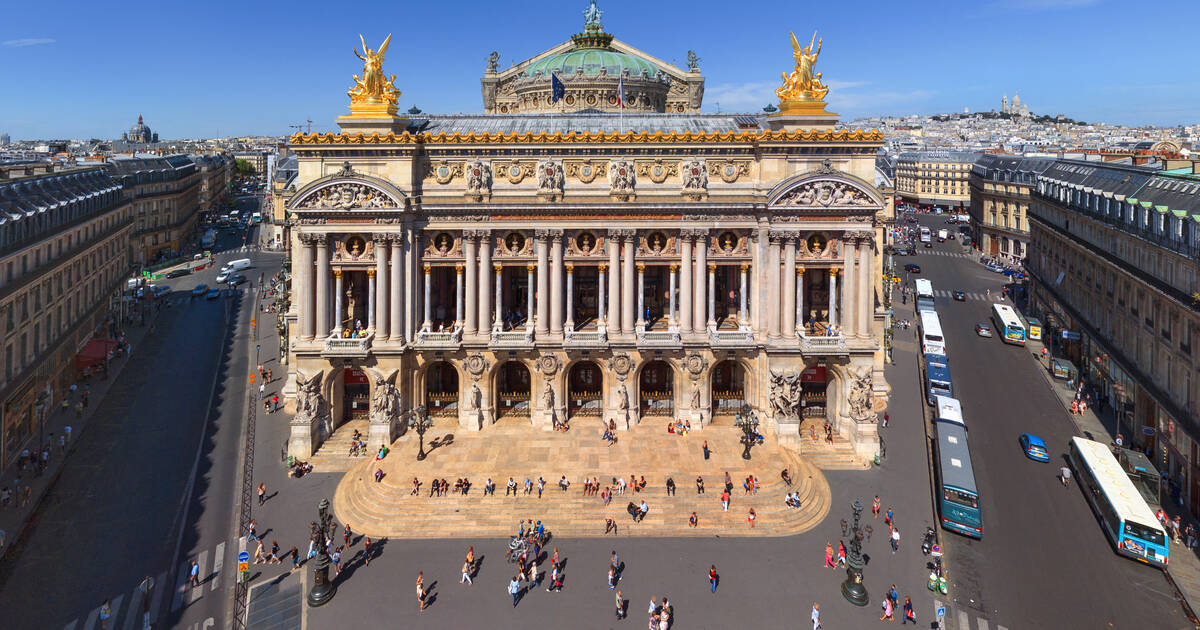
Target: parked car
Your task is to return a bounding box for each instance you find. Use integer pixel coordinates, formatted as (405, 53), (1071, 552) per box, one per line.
(953, 290), (966, 301)
(227, 273), (247, 286)
(206, 288), (221, 300)
(904, 264), (921, 273)
(166, 268), (191, 278)
(151, 285), (170, 297)
(1019, 433), (1051, 462)
(191, 284), (209, 297)
(975, 323), (992, 337)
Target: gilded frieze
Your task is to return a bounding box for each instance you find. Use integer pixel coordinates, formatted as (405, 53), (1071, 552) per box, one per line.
(289, 128), (884, 145)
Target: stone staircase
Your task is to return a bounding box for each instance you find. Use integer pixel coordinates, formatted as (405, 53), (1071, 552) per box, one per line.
(331, 423), (832, 539)
(308, 419), (371, 473)
(798, 420), (872, 470)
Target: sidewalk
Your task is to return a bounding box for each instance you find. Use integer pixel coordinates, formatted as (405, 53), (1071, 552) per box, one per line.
(0, 309), (156, 560)
(1026, 336), (1200, 624)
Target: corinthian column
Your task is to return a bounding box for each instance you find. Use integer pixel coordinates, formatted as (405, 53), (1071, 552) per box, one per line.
(636, 263), (646, 327)
(375, 236), (389, 339)
(333, 268), (344, 336)
(390, 236), (403, 343)
(692, 230), (707, 332)
(299, 234), (316, 340)
(366, 268), (376, 329)
(493, 263), (503, 331)
(526, 264), (536, 331)
(565, 263), (575, 330)
(783, 235), (796, 338)
(679, 232), (693, 334)
(621, 231), (635, 334)
(606, 233), (620, 330)
(767, 232), (781, 339)
(739, 263), (749, 328)
(668, 263), (677, 328)
(841, 233), (855, 337)
(707, 262), (717, 329)
(478, 232), (492, 332)
(422, 264), (432, 332)
(550, 231), (564, 334)
(796, 266), (806, 335)
(857, 234), (872, 337)
(314, 235), (330, 339)
(463, 233), (478, 335)
(536, 230), (550, 335)
(455, 264), (464, 328)
(828, 269), (838, 330)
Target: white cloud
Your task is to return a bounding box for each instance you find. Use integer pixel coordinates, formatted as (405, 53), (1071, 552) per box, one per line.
(703, 81), (779, 112)
(3, 38), (55, 47)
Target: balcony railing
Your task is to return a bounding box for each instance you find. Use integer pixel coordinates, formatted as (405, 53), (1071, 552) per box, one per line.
(564, 328), (607, 346)
(323, 332), (374, 357)
(636, 329), (681, 347)
(490, 329), (534, 347)
(416, 327), (462, 347)
(710, 329), (756, 347)
(799, 334), (848, 354)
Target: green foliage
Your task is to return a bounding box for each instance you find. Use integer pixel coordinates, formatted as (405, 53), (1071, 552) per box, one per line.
(234, 159), (256, 174)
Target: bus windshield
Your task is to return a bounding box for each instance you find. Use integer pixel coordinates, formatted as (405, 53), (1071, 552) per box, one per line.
(1124, 521), (1166, 546)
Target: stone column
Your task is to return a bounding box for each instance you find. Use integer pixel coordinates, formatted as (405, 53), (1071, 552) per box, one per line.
(597, 264), (607, 330)
(693, 230), (707, 332)
(621, 232), (635, 334)
(366, 268), (376, 329)
(668, 263), (677, 328)
(333, 268), (344, 336)
(707, 262), (717, 329)
(679, 233), (693, 334)
(783, 236), (796, 338)
(455, 264), (464, 328)
(526, 264), (536, 331)
(565, 263), (575, 330)
(422, 264), (432, 331)
(636, 263), (646, 327)
(375, 236), (389, 340)
(404, 229), (418, 342)
(606, 233), (620, 330)
(550, 231), (564, 334)
(314, 235), (330, 339)
(493, 263), (503, 331)
(841, 234), (855, 336)
(463, 233), (478, 335)
(828, 269), (838, 330)
(299, 235), (315, 340)
(857, 235), (872, 337)
(390, 237), (403, 343)
(739, 263), (749, 327)
(536, 231), (550, 335)
(751, 229), (764, 332)
(478, 233), (493, 332)
(767, 232), (781, 339)
(796, 266), (805, 335)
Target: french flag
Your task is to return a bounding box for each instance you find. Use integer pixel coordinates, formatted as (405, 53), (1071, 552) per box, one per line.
(617, 75), (626, 109)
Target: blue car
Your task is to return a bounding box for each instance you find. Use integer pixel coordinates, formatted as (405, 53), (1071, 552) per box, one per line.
(191, 284), (209, 297)
(1019, 433), (1050, 462)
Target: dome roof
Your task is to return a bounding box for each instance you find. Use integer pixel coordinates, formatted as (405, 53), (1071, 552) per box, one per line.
(524, 48), (659, 79)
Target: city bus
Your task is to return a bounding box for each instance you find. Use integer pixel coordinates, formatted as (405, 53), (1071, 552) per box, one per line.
(925, 356), (952, 405)
(990, 303), (1027, 346)
(934, 395), (965, 429)
(919, 227), (932, 246)
(914, 279), (936, 313)
(1068, 437), (1169, 566)
(919, 310), (946, 356)
(934, 422), (982, 538)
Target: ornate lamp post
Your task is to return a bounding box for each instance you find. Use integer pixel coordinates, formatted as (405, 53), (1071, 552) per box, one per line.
(408, 404), (433, 461)
(841, 499), (869, 606)
(306, 498), (337, 607)
(733, 403), (760, 460)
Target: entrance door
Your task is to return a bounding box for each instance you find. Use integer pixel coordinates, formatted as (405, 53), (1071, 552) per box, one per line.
(343, 368), (370, 423)
(425, 362), (459, 418)
(495, 361), (531, 418)
(639, 361), (674, 417)
(711, 360), (745, 418)
(567, 361), (602, 418)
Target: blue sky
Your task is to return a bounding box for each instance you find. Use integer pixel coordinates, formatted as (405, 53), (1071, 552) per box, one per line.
(1, 0), (1197, 139)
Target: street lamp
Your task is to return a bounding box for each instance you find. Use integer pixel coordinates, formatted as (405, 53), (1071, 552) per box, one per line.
(733, 403), (760, 460)
(306, 498), (337, 607)
(408, 404), (433, 461)
(841, 499), (869, 606)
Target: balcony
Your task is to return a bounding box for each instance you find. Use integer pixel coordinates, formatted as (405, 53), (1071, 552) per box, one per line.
(564, 328), (608, 347)
(799, 334), (848, 355)
(323, 332), (374, 358)
(490, 328), (534, 347)
(710, 329), (756, 348)
(416, 327), (463, 349)
(636, 329), (681, 348)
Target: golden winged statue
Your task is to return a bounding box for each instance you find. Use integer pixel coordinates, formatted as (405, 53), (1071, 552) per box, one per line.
(348, 34), (400, 106)
(775, 30), (829, 103)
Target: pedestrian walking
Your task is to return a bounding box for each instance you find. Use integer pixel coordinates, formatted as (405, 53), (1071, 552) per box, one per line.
(891, 527), (900, 553)
(416, 571), (427, 610)
(362, 537), (372, 566)
(290, 546), (300, 571)
(99, 599), (112, 629)
(248, 519), (259, 543)
(721, 489), (730, 512)
(696, 476), (704, 494)
(509, 576), (521, 607)
(702, 440), (711, 460)
(880, 595), (894, 621)
(608, 566), (616, 589)
(708, 565), (718, 593)
(824, 542), (836, 568)
(188, 561), (201, 587)
(882, 412), (889, 428)
(258, 383), (265, 400)
(884, 508), (893, 533)
(537, 476), (545, 498)
(903, 597), (916, 624)
(812, 602), (822, 629)
(872, 495), (881, 519)
(343, 524), (352, 547)
(257, 482), (266, 505)
(461, 561), (473, 584)
(615, 588), (625, 619)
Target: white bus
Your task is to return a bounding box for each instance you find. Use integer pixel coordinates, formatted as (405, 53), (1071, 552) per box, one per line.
(1068, 437), (1169, 566)
(934, 395), (965, 429)
(919, 227), (932, 245)
(914, 279), (936, 313)
(919, 310), (946, 356)
(990, 303), (1027, 346)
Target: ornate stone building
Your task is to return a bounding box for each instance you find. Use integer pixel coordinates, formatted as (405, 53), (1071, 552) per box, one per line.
(282, 8), (889, 463)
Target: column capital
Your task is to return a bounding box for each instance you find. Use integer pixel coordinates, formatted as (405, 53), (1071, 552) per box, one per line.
(681, 227), (709, 241)
(598, 263), (607, 273)
(315, 233), (329, 246)
(373, 233), (393, 244)
(609, 228), (636, 240)
(669, 263), (678, 272)
(333, 268), (343, 278)
(526, 263), (536, 272)
(707, 262), (717, 272)
(366, 268), (376, 278)
(423, 263), (432, 274)
(740, 263), (751, 273)
(636, 262), (645, 272)
(455, 264), (464, 273)
(463, 228), (491, 241)
(494, 263), (503, 274)
(565, 262), (574, 273)
(535, 228), (564, 240)
(298, 232), (319, 245)
(830, 268), (839, 277)
(768, 229), (792, 244)
(797, 265), (806, 274)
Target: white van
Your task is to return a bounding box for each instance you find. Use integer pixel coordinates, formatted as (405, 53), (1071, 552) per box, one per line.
(221, 258), (251, 273)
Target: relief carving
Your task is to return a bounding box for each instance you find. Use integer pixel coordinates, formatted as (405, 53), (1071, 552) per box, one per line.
(536, 160), (564, 201)
(465, 160), (493, 202)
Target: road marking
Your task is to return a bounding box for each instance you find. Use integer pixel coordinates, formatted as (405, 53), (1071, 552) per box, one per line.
(192, 549), (208, 602)
(212, 541), (225, 591)
(62, 620), (78, 630)
(81, 606), (99, 630)
(958, 610), (970, 630)
(148, 570), (168, 623)
(121, 585), (144, 630)
(171, 563), (189, 612)
(977, 619), (989, 630)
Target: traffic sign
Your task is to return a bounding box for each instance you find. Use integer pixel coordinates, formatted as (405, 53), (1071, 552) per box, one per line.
(936, 605), (946, 620)
(238, 550), (250, 574)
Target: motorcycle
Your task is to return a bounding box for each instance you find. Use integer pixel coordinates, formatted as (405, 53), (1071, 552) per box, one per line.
(921, 526), (937, 555)
(927, 558), (948, 594)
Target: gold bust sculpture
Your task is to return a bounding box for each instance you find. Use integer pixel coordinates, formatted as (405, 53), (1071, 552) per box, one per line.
(775, 30), (830, 107)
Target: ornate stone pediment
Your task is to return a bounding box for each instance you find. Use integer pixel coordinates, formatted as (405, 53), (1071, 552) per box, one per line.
(767, 169), (882, 210)
(291, 179), (404, 210)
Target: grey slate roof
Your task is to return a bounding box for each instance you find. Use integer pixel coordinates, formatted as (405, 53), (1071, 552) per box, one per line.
(105, 154), (196, 184)
(1039, 159), (1153, 198)
(411, 113), (764, 135)
(972, 154), (1055, 185)
(1130, 174), (1200, 215)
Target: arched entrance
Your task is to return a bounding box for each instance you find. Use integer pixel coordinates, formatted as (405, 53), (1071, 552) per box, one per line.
(711, 360), (746, 419)
(495, 361), (531, 419)
(639, 360), (674, 417)
(802, 364), (828, 420)
(425, 362), (459, 419)
(342, 367), (370, 423)
(567, 361), (603, 419)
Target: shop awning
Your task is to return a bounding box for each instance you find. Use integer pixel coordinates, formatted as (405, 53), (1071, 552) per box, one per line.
(76, 338), (118, 369)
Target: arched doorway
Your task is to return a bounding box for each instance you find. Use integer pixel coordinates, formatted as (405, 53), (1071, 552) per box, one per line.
(567, 361), (602, 419)
(639, 360), (674, 417)
(342, 367), (370, 423)
(711, 360), (746, 419)
(425, 362), (459, 419)
(495, 361), (531, 419)
(802, 364), (828, 420)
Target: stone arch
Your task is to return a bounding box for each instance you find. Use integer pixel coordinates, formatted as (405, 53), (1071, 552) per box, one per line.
(564, 358), (604, 420)
(766, 170), (884, 208)
(709, 357), (753, 418)
(421, 360), (461, 419)
(636, 358), (677, 419)
(494, 359), (533, 420)
(825, 362), (847, 433)
(288, 172), (408, 211)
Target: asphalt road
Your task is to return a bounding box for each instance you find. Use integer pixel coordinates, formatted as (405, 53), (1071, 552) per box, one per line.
(899, 212), (1189, 629)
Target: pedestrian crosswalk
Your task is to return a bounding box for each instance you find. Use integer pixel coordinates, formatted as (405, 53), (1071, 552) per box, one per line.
(59, 538), (234, 630)
(932, 289), (995, 302)
(935, 598), (1008, 630)
(908, 250), (970, 257)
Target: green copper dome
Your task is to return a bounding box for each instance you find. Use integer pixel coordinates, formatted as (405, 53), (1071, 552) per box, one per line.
(524, 49), (660, 79)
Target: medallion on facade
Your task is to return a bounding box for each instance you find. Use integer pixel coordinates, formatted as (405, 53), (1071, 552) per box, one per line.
(334, 235), (372, 262)
(499, 161), (535, 184)
(573, 231), (598, 255)
(805, 232), (829, 257)
(430, 160), (463, 184)
(463, 354), (490, 381)
(503, 231), (528, 255)
(642, 231), (669, 256)
(683, 353), (709, 378)
(707, 160), (751, 183)
(636, 159), (677, 184)
(536, 355), (561, 376)
(427, 232), (457, 257)
(716, 231), (743, 255)
(566, 161), (606, 184)
(608, 159), (636, 201)
(608, 353), (633, 381)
